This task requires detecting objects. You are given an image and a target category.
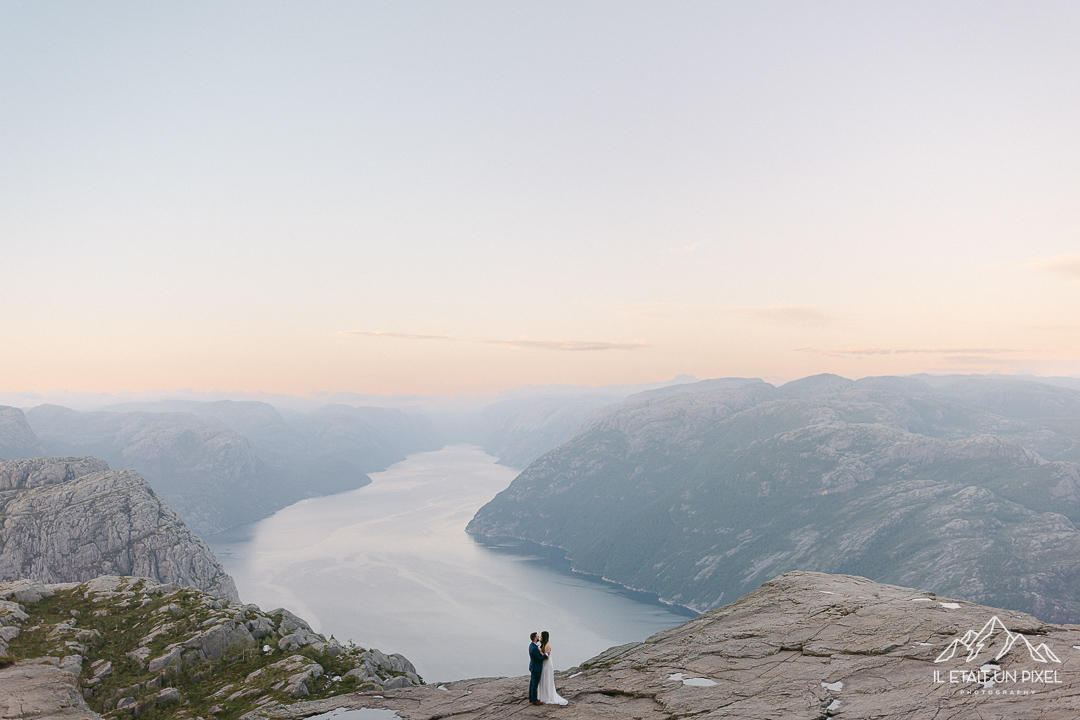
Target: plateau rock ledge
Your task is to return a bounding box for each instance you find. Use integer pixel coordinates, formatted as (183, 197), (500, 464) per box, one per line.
(263, 571), (1080, 720)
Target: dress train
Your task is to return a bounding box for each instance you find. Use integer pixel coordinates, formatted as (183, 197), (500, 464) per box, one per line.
(537, 652), (568, 705)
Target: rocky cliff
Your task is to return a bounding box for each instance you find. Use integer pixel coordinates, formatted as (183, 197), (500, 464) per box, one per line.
(258, 571), (1080, 720)
(0, 456), (110, 490)
(0, 457), (238, 601)
(0, 576), (420, 720)
(0, 406), (45, 460)
(468, 375), (1080, 621)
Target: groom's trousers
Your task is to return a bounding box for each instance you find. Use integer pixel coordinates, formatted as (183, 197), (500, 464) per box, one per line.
(529, 670), (542, 702)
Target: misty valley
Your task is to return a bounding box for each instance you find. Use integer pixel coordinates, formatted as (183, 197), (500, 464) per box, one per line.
(7, 373), (1080, 718)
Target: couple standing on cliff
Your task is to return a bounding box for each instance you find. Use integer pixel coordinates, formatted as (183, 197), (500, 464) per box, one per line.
(528, 631), (568, 705)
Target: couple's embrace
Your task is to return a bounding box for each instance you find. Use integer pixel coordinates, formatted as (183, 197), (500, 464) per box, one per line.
(528, 631), (568, 705)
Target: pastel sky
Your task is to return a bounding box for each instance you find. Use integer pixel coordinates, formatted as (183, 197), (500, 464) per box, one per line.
(2, 1), (1079, 397)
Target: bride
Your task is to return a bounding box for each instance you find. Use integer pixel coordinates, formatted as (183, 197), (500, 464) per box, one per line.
(537, 631), (568, 705)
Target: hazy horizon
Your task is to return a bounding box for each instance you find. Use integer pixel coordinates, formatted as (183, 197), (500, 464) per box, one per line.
(3, 2), (1079, 396)
(3, 370), (1080, 414)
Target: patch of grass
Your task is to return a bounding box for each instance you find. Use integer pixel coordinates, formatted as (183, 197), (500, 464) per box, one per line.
(5, 579), (410, 720)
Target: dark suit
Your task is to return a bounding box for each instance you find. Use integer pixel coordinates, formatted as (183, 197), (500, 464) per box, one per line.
(528, 642), (547, 702)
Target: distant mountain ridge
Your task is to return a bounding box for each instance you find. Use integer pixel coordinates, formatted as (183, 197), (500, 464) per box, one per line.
(0, 407), (44, 460)
(468, 374), (1080, 622)
(22, 401), (440, 535)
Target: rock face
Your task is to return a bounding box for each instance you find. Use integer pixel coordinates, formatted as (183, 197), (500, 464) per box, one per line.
(0, 576), (420, 720)
(261, 571), (1080, 720)
(468, 375), (1080, 621)
(0, 660), (101, 720)
(0, 458), (238, 601)
(0, 406), (45, 461)
(0, 456), (110, 490)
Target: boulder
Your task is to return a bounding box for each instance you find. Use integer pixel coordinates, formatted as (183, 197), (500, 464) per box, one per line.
(284, 663), (323, 698)
(278, 630), (320, 652)
(58, 655), (82, 675)
(155, 688), (182, 705)
(185, 620), (255, 659)
(0, 580), (54, 604)
(268, 608), (313, 636)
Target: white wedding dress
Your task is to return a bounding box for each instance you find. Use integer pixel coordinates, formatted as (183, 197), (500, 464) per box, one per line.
(537, 647), (568, 705)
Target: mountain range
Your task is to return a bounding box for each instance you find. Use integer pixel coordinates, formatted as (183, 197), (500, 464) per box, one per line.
(468, 374), (1080, 622)
(11, 401), (440, 536)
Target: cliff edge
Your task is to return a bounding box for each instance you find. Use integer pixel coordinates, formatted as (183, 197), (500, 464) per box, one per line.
(0, 457), (238, 601)
(264, 571), (1080, 719)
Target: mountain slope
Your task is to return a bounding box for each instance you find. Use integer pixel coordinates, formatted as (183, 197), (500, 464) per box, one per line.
(0, 406), (45, 460)
(468, 375), (1080, 621)
(0, 457), (238, 600)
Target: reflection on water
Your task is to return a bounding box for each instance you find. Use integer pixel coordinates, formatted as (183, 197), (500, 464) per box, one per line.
(307, 710), (400, 720)
(208, 445), (692, 682)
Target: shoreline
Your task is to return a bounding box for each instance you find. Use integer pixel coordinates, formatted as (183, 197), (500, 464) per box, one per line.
(469, 533), (698, 618)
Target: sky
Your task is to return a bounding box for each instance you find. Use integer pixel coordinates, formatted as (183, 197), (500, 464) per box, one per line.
(2, 1), (1079, 397)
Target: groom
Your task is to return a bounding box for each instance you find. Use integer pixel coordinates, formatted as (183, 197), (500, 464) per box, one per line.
(528, 631), (548, 705)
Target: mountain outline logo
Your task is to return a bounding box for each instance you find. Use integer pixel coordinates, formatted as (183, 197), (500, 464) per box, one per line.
(934, 616), (1060, 665)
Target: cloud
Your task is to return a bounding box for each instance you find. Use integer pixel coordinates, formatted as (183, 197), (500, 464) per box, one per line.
(611, 301), (710, 318)
(1028, 253), (1080, 282)
(731, 305), (832, 326)
(796, 347), (1016, 358)
(480, 339), (647, 351)
(340, 331), (452, 341)
(339, 331), (648, 352)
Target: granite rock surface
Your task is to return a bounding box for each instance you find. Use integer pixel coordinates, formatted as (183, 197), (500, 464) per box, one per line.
(260, 571), (1080, 720)
(0, 660), (101, 720)
(0, 459), (238, 601)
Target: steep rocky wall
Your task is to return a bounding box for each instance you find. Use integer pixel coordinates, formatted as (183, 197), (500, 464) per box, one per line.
(0, 466), (238, 601)
(0, 407), (45, 460)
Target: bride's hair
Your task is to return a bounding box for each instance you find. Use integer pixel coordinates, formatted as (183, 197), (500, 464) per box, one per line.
(540, 630), (550, 650)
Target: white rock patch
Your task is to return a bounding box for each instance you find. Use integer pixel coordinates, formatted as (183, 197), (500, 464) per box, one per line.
(669, 673), (717, 687)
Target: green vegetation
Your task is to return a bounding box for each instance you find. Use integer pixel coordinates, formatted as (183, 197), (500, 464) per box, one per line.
(1, 577), (420, 720)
